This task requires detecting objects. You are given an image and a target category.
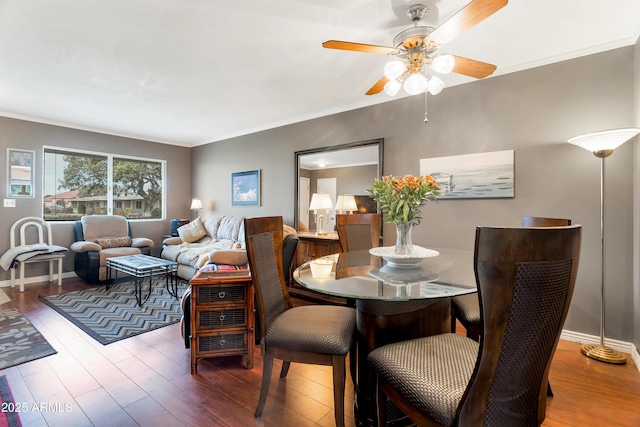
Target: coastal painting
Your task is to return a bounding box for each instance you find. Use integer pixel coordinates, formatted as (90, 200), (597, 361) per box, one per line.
(231, 169), (261, 206)
(419, 150), (514, 199)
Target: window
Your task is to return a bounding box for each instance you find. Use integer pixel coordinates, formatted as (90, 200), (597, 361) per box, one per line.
(43, 148), (165, 221)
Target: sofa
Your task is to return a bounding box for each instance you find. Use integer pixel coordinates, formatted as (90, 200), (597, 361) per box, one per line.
(161, 215), (248, 281)
(167, 215), (299, 348)
(71, 215), (154, 283)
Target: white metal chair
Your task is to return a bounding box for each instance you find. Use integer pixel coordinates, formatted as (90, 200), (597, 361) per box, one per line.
(9, 217), (66, 292)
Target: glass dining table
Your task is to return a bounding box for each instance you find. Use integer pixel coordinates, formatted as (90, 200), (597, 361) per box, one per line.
(293, 247), (477, 427)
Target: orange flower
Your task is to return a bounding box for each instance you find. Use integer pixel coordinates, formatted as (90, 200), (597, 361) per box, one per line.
(367, 174), (441, 225)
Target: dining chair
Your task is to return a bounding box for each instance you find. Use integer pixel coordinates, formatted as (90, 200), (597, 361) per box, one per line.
(336, 213), (382, 252)
(450, 216), (572, 400)
(451, 216), (572, 340)
(368, 225), (582, 426)
(245, 216), (356, 427)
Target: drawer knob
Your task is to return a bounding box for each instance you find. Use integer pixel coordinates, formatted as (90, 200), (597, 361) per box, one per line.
(219, 339), (226, 347)
(219, 314), (226, 321)
(218, 291), (226, 299)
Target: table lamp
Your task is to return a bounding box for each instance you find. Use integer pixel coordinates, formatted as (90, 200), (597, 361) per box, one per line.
(567, 127), (640, 364)
(309, 193), (333, 235)
(190, 198), (203, 219)
(335, 195), (358, 214)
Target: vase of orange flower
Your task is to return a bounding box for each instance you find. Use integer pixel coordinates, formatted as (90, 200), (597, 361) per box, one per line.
(367, 175), (441, 255)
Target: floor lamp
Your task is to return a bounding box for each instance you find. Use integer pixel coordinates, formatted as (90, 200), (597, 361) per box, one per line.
(568, 127), (640, 365)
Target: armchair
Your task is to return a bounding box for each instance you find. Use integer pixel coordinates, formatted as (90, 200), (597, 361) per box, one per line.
(71, 215), (154, 283)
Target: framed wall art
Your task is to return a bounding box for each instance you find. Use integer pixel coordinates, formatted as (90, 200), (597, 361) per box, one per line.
(7, 148), (35, 198)
(419, 149), (514, 199)
(231, 169), (261, 206)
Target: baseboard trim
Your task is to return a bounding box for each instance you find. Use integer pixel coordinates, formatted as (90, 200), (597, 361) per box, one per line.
(0, 272), (78, 288)
(560, 329), (639, 371)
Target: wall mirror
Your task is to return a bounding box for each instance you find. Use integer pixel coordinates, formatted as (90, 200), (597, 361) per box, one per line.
(294, 139), (383, 232)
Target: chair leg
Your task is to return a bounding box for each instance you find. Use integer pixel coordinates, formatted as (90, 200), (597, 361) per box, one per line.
(57, 258), (63, 287)
(19, 263), (25, 292)
(349, 337), (357, 384)
(376, 374), (387, 427)
(467, 324), (481, 342)
(332, 355), (346, 427)
(280, 361), (291, 379)
(255, 354), (274, 418)
(10, 267), (16, 289)
(451, 312), (457, 333)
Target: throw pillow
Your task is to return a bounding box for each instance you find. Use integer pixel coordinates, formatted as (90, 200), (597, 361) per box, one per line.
(178, 217), (207, 243)
(94, 236), (132, 249)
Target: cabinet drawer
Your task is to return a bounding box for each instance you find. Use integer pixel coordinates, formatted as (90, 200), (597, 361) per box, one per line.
(197, 331), (247, 353)
(197, 285), (245, 304)
(196, 308), (246, 329)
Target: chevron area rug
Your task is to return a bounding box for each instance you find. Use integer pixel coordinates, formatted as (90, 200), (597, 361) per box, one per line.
(39, 280), (188, 345)
(0, 308), (57, 369)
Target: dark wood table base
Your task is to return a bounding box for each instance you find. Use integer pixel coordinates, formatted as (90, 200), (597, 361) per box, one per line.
(353, 298), (451, 427)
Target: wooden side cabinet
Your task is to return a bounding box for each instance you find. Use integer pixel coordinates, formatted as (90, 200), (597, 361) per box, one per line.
(295, 231), (343, 266)
(189, 271), (254, 374)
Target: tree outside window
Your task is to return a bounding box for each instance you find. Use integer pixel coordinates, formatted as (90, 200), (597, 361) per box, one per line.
(43, 148), (165, 221)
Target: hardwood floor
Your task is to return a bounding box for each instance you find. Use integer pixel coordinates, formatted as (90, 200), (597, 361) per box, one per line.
(1, 278), (640, 426)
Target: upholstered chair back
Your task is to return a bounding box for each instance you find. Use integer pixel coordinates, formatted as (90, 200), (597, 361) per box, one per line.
(81, 215), (130, 241)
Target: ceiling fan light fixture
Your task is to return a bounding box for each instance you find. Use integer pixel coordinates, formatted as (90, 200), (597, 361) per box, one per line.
(384, 78), (402, 96)
(384, 60), (407, 80)
(431, 54), (455, 74)
(404, 73), (428, 95)
(426, 75), (444, 95)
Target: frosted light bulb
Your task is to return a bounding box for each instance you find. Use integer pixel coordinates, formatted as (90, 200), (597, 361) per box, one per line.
(384, 79), (401, 96)
(426, 75), (444, 95)
(431, 54), (455, 74)
(403, 73), (428, 95)
(384, 60), (406, 79)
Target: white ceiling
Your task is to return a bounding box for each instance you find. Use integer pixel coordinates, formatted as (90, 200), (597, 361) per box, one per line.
(0, 0), (638, 147)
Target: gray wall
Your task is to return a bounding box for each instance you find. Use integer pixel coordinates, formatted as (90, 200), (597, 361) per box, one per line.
(191, 46), (637, 341)
(0, 118), (192, 280)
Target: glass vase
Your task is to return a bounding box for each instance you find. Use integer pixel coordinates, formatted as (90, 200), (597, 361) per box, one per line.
(394, 221), (414, 255)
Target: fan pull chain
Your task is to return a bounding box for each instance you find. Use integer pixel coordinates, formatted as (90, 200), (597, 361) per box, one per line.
(424, 92), (428, 123)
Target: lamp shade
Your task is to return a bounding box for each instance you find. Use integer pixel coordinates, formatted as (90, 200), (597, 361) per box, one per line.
(431, 54), (455, 74)
(567, 128), (640, 152)
(335, 195), (357, 212)
(426, 75), (444, 95)
(403, 73), (428, 95)
(384, 60), (406, 80)
(309, 193), (333, 211)
(384, 78), (402, 96)
(190, 198), (203, 210)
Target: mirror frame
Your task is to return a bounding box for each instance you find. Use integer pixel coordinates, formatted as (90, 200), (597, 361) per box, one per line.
(294, 138), (384, 232)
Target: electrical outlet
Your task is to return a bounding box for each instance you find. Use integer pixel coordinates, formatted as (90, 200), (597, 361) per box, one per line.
(3, 199), (16, 207)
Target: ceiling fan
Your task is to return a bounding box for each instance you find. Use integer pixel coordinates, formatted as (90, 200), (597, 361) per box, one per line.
(322, 0), (508, 97)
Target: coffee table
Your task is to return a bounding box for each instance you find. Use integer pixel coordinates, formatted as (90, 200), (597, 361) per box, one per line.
(106, 254), (178, 307)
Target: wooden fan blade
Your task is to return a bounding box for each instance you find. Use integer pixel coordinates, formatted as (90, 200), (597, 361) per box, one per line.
(322, 40), (395, 55)
(366, 77), (389, 96)
(428, 0), (508, 47)
(452, 56), (497, 79)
